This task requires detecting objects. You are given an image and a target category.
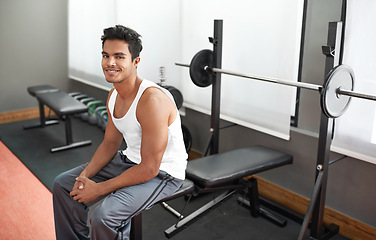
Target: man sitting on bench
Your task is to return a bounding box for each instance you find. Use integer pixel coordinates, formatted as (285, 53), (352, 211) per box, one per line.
(53, 25), (188, 240)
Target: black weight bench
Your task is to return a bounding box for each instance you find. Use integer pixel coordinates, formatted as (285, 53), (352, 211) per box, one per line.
(24, 85), (60, 129)
(131, 146), (293, 239)
(24, 85), (92, 152)
(130, 179), (195, 240)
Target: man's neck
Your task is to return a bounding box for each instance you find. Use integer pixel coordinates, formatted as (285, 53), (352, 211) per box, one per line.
(114, 75), (142, 100)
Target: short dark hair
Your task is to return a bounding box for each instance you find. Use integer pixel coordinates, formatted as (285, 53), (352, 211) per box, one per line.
(101, 25), (143, 61)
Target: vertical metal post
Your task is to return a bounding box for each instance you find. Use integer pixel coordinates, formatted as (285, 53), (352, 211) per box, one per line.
(130, 214), (142, 240)
(38, 101), (46, 127)
(310, 21), (342, 239)
(210, 19), (223, 155)
(64, 115), (73, 145)
(248, 178), (261, 217)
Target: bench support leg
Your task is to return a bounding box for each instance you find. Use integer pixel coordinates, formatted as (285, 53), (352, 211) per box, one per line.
(23, 101), (59, 129)
(130, 213), (142, 240)
(50, 115), (91, 153)
(237, 177), (287, 227)
(164, 190), (236, 239)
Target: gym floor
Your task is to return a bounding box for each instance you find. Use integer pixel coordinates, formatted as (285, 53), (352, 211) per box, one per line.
(0, 118), (350, 240)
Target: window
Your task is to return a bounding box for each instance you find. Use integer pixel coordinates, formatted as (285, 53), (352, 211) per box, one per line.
(331, 0), (376, 164)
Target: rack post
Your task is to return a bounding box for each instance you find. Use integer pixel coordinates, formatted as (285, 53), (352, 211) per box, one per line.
(209, 20), (223, 155)
(298, 21), (342, 240)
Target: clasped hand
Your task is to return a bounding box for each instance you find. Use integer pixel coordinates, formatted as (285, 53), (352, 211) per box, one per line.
(70, 176), (100, 204)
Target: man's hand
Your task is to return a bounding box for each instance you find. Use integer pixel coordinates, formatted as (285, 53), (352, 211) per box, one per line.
(70, 176), (101, 204)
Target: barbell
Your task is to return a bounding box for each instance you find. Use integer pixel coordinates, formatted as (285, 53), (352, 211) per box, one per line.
(176, 49), (376, 118)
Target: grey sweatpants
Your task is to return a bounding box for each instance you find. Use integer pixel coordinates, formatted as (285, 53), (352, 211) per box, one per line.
(53, 152), (183, 240)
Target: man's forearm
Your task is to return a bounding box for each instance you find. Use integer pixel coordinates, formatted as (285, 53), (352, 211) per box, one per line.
(80, 142), (118, 179)
(97, 162), (158, 196)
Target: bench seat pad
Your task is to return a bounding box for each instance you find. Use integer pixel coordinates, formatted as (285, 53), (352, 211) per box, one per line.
(186, 146), (293, 188)
(27, 85), (59, 96)
(160, 179), (195, 202)
(35, 90), (88, 116)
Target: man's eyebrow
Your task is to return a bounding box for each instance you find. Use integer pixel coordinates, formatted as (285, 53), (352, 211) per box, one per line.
(101, 51), (127, 56)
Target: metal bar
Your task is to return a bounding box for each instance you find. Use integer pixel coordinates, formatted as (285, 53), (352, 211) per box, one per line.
(329, 155), (347, 165)
(175, 63), (190, 68)
(209, 67), (322, 92)
(176, 62), (321, 91)
(162, 202), (183, 219)
(164, 190), (236, 238)
(175, 62), (376, 102)
(130, 213), (142, 240)
(64, 115), (73, 145)
(338, 88), (376, 101)
(297, 170), (324, 240)
(210, 19), (223, 155)
(237, 196), (287, 227)
(50, 140), (92, 153)
(310, 21), (342, 240)
(248, 177), (261, 217)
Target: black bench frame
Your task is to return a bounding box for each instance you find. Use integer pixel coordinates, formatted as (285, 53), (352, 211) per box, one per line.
(24, 85), (92, 152)
(24, 85), (60, 129)
(130, 146), (293, 240)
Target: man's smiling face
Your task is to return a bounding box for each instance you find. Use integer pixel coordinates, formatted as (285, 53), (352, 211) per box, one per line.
(101, 39), (139, 84)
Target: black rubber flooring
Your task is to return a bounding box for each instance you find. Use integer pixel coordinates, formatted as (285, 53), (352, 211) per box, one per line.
(0, 118), (350, 240)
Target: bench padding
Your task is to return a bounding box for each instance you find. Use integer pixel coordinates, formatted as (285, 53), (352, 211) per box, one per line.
(35, 90), (88, 116)
(186, 146), (293, 188)
(27, 84), (59, 96)
(160, 179), (195, 202)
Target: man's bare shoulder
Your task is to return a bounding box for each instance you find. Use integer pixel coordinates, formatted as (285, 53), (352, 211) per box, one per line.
(137, 87), (174, 122)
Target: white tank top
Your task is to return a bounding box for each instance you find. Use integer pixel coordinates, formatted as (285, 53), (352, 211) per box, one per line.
(108, 79), (187, 180)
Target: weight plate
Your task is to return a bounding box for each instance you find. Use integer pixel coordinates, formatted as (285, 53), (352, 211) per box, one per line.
(189, 49), (214, 87)
(181, 124), (192, 153)
(164, 85), (184, 109)
(321, 65), (354, 118)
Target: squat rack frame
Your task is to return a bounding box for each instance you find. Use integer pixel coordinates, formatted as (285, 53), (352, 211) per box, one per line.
(202, 19), (344, 239)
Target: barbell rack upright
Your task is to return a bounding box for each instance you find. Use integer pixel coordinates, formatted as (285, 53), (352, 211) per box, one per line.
(209, 20), (223, 155)
(177, 19), (376, 239)
(297, 21), (343, 240)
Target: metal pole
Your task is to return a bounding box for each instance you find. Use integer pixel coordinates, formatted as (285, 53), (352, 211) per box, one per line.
(311, 21), (342, 240)
(209, 67), (322, 92)
(209, 20), (223, 155)
(337, 88), (376, 101)
(176, 62), (376, 102)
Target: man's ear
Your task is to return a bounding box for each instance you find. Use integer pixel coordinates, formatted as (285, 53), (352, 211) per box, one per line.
(133, 57), (141, 68)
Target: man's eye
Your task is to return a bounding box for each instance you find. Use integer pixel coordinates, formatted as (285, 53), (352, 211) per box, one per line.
(102, 55), (109, 58)
(116, 56), (124, 59)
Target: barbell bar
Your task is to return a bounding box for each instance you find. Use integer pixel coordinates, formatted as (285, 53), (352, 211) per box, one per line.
(177, 61), (322, 91)
(337, 88), (376, 101)
(176, 49), (376, 118)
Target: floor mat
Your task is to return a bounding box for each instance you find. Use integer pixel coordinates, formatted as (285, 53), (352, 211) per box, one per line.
(0, 141), (55, 240)
(0, 119), (350, 240)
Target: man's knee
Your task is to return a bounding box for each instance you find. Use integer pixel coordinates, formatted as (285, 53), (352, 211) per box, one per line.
(90, 205), (113, 229)
(53, 171), (71, 192)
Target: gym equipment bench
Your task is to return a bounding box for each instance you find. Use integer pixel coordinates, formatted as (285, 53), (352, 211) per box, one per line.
(24, 85), (60, 129)
(24, 85), (92, 152)
(130, 146), (293, 240)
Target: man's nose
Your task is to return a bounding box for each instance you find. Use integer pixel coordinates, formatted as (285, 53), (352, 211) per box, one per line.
(107, 57), (116, 67)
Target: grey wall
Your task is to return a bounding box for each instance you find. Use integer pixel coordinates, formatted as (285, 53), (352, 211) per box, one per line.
(0, 0), (68, 113)
(1, 0), (375, 229)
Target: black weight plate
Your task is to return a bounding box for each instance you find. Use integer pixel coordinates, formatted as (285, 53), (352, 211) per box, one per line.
(189, 49), (213, 87)
(164, 85), (184, 109)
(181, 124), (192, 153)
(321, 65), (354, 118)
